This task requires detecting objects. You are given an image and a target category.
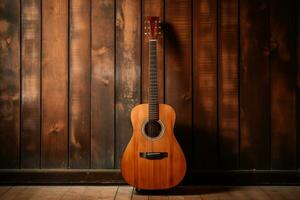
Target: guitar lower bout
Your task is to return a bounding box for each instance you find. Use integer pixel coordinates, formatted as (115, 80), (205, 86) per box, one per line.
(121, 104), (187, 190)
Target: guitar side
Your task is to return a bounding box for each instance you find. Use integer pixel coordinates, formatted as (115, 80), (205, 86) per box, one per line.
(121, 104), (186, 190)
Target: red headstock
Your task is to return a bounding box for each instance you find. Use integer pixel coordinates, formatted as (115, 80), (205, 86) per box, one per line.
(144, 16), (162, 39)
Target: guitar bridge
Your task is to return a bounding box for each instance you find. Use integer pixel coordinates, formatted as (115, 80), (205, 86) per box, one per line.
(139, 152), (168, 160)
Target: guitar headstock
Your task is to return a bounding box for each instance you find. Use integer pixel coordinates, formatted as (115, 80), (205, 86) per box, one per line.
(144, 16), (162, 40)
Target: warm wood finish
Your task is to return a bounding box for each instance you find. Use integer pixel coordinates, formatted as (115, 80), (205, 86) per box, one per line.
(1, 186), (300, 200)
(61, 186), (117, 200)
(165, 0), (193, 167)
(115, 186), (133, 200)
(116, 0), (141, 168)
(270, 0), (296, 169)
(297, 0), (300, 170)
(0, 186), (69, 200)
(193, 0), (218, 169)
(69, 0), (91, 169)
(0, 0), (20, 169)
(121, 104), (186, 189)
(91, 0), (115, 169)
(41, 0), (68, 168)
(21, 0), (41, 169)
(0, 187), (10, 198)
(218, 0), (239, 169)
(240, 0), (270, 169)
(0, 0), (299, 184)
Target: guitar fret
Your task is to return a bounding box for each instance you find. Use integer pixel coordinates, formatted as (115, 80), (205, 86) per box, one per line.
(148, 40), (159, 121)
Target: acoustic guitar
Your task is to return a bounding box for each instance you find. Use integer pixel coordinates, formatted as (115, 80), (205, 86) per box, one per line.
(121, 16), (186, 190)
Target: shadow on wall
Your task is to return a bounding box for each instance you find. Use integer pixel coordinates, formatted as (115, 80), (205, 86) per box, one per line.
(163, 22), (238, 171)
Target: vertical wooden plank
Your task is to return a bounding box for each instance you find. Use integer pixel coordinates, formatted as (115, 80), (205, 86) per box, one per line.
(116, 0), (141, 168)
(218, 0), (239, 169)
(165, 0), (192, 167)
(42, 0), (68, 168)
(142, 0), (164, 103)
(21, 0), (41, 168)
(297, 0), (300, 170)
(69, 0), (91, 169)
(91, 0), (115, 169)
(0, 0), (20, 168)
(270, 0), (296, 169)
(193, 0), (218, 169)
(240, 0), (270, 169)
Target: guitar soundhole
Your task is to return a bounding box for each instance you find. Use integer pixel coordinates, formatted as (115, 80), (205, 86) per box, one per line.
(144, 120), (162, 138)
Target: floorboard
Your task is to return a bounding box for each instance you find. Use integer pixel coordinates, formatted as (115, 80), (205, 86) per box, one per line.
(149, 196), (169, 200)
(0, 187), (11, 198)
(0, 186), (299, 200)
(261, 186), (300, 200)
(61, 186), (117, 200)
(115, 186), (134, 200)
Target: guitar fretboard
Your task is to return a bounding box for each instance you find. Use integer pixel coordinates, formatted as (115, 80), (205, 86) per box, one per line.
(149, 40), (158, 121)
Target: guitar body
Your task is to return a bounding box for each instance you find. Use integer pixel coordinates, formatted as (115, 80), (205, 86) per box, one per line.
(121, 104), (186, 190)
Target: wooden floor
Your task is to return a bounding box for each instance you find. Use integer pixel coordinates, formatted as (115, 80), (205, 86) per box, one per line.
(0, 186), (299, 200)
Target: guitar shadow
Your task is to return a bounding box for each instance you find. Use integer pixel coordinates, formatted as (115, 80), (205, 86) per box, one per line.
(161, 22), (239, 188)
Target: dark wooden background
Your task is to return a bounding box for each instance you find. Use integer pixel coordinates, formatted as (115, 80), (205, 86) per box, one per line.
(0, 0), (299, 183)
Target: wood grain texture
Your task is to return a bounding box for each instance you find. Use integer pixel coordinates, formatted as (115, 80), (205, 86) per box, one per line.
(0, 187), (27, 200)
(298, 0), (300, 170)
(218, 0), (239, 169)
(165, 0), (192, 168)
(0, 0), (300, 178)
(0, 186), (69, 200)
(116, 0), (141, 168)
(21, 0), (41, 169)
(61, 186), (117, 200)
(91, 0), (115, 169)
(142, 0), (164, 103)
(0, 0), (20, 169)
(121, 104), (186, 190)
(69, 0), (91, 169)
(227, 187), (271, 200)
(1, 186), (300, 200)
(240, 0), (270, 169)
(261, 186), (300, 200)
(193, 0), (218, 169)
(270, 0), (296, 169)
(41, 0), (68, 168)
(115, 186), (133, 200)
(0, 187), (10, 198)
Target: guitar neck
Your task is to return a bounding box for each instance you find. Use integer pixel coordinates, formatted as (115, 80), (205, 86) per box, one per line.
(148, 39), (158, 121)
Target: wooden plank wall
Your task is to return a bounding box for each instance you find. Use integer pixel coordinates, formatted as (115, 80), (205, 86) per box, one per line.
(0, 0), (299, 173)
(240, 0), (270, 169)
